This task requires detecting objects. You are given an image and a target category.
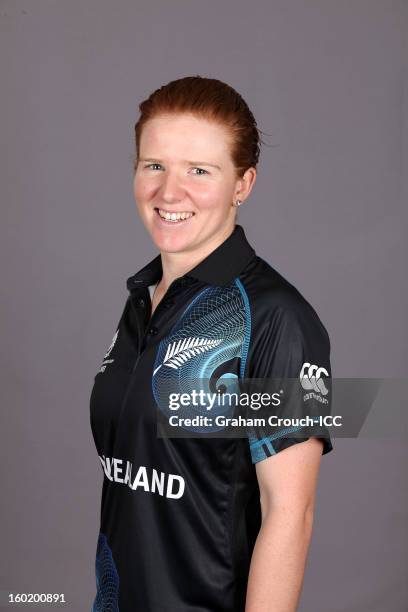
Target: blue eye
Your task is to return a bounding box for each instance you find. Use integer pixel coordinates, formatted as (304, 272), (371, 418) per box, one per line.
(144, 163), (162, 170)
(143, 164), (208, 175)
(192, 167), (208, 175)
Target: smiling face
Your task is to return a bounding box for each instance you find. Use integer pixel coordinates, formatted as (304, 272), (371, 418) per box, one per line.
(133, 113), (255, 257)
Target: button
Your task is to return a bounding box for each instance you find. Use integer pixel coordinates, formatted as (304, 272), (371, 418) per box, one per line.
(137, 298), (145, 308)
(148, 326), (158, 335)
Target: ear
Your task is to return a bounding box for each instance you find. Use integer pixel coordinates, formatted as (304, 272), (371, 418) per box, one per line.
(235, 167), (257, 202)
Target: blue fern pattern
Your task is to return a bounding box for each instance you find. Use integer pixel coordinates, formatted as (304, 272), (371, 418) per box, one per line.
(91, 532), (119, 612)
(152, 284), (247, 432)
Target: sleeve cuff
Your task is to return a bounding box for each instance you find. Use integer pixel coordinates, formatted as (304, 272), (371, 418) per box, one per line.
(249, 433), (333, 464)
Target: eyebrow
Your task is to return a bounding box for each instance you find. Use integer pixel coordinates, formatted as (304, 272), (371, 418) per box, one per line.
(138, 158), (221, 170)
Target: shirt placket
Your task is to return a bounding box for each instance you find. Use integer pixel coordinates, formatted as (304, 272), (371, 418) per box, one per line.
(127, 276), (192, 366)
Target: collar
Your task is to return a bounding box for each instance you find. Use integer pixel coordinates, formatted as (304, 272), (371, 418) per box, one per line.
(126, 224), (256, 292)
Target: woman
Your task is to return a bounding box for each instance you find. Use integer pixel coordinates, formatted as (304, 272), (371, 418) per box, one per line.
(90, 76), (333, 612)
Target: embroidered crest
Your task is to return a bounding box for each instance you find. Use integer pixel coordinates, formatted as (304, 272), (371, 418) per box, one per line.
(153, 337), (222, 376)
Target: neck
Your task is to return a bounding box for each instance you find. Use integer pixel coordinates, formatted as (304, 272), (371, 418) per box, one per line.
(158, 223), (236, 292)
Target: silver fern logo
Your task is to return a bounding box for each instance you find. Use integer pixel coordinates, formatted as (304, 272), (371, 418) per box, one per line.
(153, 337), (222, 376)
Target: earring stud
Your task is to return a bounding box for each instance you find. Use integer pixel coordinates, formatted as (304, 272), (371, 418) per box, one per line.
(233, 200), (242, 207)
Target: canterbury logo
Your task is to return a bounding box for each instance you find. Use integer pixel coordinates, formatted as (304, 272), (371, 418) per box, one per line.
(299, 362), (329, 396)
(153, 337), (222, 376)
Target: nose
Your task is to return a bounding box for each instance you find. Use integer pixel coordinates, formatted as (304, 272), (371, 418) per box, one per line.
(160, 170), (185, 203)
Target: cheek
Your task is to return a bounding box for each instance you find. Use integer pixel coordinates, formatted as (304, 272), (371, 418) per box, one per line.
(134, 176), (155, 201)
(193, 183), (229, 210)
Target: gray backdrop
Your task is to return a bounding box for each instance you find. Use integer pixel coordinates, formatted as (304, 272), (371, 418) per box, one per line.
(1, 1), (407, 610)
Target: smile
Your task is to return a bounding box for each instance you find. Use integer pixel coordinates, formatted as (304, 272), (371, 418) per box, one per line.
(155, 208), (195, 223)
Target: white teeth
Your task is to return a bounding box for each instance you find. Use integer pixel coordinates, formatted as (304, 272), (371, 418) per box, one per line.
(157, 209), (194, 222)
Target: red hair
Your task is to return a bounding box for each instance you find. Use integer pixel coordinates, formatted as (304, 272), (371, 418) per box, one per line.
(134, 75), (263, 178)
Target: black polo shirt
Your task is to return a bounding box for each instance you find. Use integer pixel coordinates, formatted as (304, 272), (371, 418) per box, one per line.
(89, 223), (333, 612)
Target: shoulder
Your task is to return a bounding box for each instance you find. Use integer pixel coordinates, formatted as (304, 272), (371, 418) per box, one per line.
(236, 255), (331, 380)
(238, 255), (330, 342)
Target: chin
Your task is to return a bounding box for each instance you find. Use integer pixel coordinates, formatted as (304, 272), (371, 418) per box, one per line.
(148, 227), (194, 253)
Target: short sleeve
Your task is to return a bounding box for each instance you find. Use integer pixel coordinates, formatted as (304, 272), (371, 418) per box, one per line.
(246, 297), (334, 464)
